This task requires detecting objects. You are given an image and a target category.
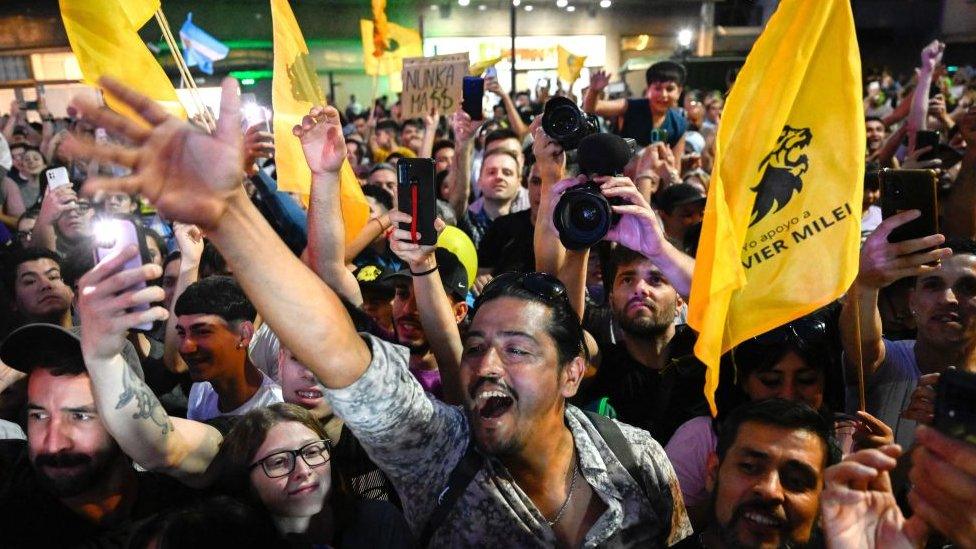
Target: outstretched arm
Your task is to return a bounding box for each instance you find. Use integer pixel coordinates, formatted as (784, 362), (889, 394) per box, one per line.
(78, 246), (223, 487)
(300, 106), (364, 306)
(70, 77), (372, 392)
(447, 111), (479, 221)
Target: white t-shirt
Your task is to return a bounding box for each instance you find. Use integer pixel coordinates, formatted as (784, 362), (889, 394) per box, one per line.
(187, 371), (283, 421)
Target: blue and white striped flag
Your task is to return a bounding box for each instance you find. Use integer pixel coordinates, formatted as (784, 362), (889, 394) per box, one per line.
(179, 12), (228, 75)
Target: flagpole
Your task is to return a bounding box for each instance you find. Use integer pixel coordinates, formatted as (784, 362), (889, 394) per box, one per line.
(154, 10), (216, 132)
(851, 296), (867, 411)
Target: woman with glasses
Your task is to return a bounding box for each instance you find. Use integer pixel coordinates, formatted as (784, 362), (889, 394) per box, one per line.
(663, 309), (893, 528)
(216, 403), (411, 547)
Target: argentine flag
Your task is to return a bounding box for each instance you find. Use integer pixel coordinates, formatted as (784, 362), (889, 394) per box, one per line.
(179, 13), (228, 75)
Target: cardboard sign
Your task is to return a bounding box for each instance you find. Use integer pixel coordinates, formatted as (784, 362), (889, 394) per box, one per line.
(401, 52), (469, 118)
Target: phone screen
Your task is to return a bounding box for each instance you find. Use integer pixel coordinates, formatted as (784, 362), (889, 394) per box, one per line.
(462, 77), (485, 121)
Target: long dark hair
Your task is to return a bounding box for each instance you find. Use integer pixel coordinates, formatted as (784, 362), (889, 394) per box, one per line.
(215, 403), (357, 528)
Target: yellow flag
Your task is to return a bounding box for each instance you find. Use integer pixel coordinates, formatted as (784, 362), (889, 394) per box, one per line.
(60, 0), (185, 122)
(119, 0), (160, 29)
(687, 0), (864, 414)
(371, 0), (389, 58)
(557, 46), (586, 84)
(271, 0), (369, 246)
(359, 19), (423, 76)
(469, 55), (504, 76)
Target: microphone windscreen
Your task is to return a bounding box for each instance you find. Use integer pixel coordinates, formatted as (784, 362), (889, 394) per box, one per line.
(577, 132), (633, 176)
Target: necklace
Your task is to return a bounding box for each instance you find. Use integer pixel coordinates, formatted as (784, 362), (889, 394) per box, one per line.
(546, 450), (579, 528)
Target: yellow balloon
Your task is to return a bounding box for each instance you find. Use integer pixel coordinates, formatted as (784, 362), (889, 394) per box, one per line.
(437, 226), (478, 288)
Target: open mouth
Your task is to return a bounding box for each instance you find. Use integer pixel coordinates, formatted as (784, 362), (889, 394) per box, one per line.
(740, 509), (785, 532)
(475, 390), (515, 419)
(295, 389), (323, 400)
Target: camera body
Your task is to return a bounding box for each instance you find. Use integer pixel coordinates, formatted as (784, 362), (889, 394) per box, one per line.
(541, 96), (599, 150)
(553, 181), (625, 250)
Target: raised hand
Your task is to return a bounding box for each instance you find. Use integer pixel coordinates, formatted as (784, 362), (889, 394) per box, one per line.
(37, 186), (79, 226)
(852, 410), (895, 451)
(485, 76), (504, 96)
(388, 210), (445, 271)
(821, 445), (928, 549)
(173, 222), (204, 265)
(920, 40), (945, 72)
(909, 425), (976, 547)
(600, 175), (668, 258)
(901, 146), (942, 170)
(243, 123), (275, 176)
(451, 109), (480, 144)
(77, 245), (169, 363)
(589, 69), (611, 93)
(293, 105), (346, 176)
(66, 77), (245, 231)
(901, 372), (939, 425)
(856, 211), (950, 289)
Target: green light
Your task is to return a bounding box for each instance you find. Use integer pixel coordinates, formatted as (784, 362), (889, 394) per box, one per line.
(241, 78), (256, 85)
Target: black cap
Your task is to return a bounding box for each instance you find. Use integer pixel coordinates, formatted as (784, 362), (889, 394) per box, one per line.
(0, 323), (83, 373)
(355, 262), (396, 301)
(384, 248), (469, 301)
(658, 183), (706, 213)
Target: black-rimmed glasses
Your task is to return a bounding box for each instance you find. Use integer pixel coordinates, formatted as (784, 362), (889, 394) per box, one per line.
(249, 439), (331, 479)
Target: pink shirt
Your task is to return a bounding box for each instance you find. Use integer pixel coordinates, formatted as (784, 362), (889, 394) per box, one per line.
(664, 416), (717, 508)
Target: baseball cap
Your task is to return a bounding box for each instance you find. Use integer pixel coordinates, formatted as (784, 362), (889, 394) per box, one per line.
(658, 183), (706, 213)
(384, 248), (469, 301)
(0, 323), (84, 374)
(355, 262), (396, 301)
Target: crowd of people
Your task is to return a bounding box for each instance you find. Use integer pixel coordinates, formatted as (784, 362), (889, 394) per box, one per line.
(0, 36), (974, 548)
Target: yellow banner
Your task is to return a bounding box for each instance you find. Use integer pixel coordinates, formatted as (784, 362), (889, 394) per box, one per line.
(60, 0), (184, 123)
(687, 0), (864, 414)
(360, 19), (423, 76)
(119, 0), (159, 29)
(271, 0), (368, 246)
(469, 55), (504, 77)
(557, 46), (586, 84)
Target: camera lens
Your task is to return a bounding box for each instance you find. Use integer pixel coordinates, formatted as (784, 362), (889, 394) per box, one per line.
(549, 106), (580, 138)
(541, 96), (597, 150)
(553, 182), (614, 250)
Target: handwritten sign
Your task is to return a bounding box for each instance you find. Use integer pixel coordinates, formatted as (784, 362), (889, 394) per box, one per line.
(401, 53), (469, 118)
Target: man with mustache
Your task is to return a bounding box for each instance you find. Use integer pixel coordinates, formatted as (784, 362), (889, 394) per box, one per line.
(175, 276), (282, 421)
(0, 324), (193, 547)
(685, 399), (833, 549)
(70, 78), (692, 547)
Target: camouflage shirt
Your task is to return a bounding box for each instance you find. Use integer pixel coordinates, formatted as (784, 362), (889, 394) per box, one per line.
(325, 335), (693, 547)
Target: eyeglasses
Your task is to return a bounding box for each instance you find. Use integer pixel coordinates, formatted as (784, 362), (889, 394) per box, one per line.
(15, 230), (32, 242)
(249, 439), (331, 479)
(750, 315), (828, 350)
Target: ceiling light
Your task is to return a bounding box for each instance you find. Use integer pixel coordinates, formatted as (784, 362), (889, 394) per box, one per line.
(512, 0), (521, 5)
(599, 0), (611, 7)
(478, 4), (487, 9)
(524, 4), (533, 10)
(556, 0), (568, 6)
(458, 0), (470, 6)
(566, 5), (575, 11)
(677, 28), (693, 48)
(430, 4), (438, 10)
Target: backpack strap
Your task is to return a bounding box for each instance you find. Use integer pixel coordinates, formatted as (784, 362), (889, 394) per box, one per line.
(417, 437), (484, 547)
(583, 410), (649, 499)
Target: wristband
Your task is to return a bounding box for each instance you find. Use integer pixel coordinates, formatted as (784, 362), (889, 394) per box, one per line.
(410, 264), (438, 277)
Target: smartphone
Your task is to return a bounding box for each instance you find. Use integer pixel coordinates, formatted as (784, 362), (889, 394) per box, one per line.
(462, 76), (485, 121)
(915, 130), (940, 161)
(396, 158), (437, 246)
(92, 217), (154, 331)
(45, 166), (71, 192)
(485, 66), (497, 79)
(649, 128), (670, 145)
(934, 369), (976, 447)
(94, 128), (108, 144)
(879, 168), (939, 243)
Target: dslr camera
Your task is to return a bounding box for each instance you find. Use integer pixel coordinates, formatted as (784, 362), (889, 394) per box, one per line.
(541, 96), (599, 150)
(552, 133), (636, 250)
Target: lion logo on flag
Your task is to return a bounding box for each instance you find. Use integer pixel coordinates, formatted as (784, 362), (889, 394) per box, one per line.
(749, 125), (812, 227)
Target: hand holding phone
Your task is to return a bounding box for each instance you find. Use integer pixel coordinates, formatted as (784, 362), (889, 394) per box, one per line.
(45, 166), (72, 192)
(879, 168), (939, 243)
(396, 158), (437, 246)
(92, 217), (154, 331)
(935, 369), (976, 446)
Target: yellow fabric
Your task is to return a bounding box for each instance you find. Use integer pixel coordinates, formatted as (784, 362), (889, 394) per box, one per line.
(59, 0), (185, 122)
(557, 46), (586, 84)
(271, 0), (369, 247)
(469, 55), (505, 77)
(119, 0), (159, 29)
(687, 0), (864, 415)
(371, 0), (389, 58)
(359, 19), (423, 76)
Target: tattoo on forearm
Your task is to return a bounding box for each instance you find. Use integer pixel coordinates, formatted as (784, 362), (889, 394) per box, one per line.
(116, 364), (173, 435)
